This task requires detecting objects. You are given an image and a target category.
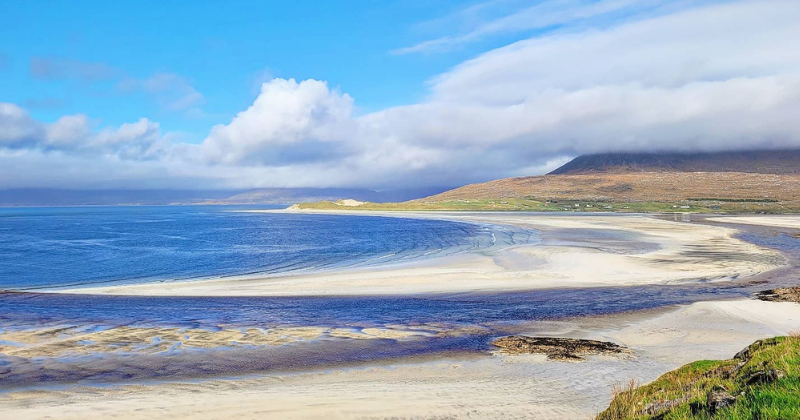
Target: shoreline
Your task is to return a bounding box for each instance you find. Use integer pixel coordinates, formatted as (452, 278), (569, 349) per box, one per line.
(3, 297), (799, 419)
(59, 211), (787, 297)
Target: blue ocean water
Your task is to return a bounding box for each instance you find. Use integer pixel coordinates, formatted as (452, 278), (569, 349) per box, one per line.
(0, 205), (522, 291)
(1, 209), (798, 388)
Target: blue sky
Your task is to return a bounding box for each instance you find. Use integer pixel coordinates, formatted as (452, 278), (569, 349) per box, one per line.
(1, 0), (535, 142)
(1, 0), (799, 190)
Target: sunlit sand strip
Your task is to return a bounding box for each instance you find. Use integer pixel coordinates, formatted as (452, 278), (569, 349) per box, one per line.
(714, 215), (800, 229)
(60, 213), (786, 297)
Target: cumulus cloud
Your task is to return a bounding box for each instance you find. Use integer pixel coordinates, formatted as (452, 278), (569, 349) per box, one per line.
(201, 78), (355, 165)
(45, 115), (91, 147)
(0, 103), (169, 159)
(3, 0), (800, 189)
(0, 103), (42, 146)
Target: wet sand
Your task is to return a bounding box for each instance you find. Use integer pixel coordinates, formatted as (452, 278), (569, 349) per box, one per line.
(0, 324), (441, 359)
(2, 299), (799, 420)
(62, 213), (786, 296)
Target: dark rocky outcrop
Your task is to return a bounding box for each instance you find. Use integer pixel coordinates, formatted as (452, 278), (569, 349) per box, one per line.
(744, 369), (785, 385)
(491, 336), (629, 361)
(643, 396), (690, 416)
(706, 386), (737, 414)
(754, 287), (800, 303)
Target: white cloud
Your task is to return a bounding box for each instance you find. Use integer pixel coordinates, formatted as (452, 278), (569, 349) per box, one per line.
(45, 114), (91, 147)
(91, 118), (169, 159)
(0, 103), (41, 145)
(201, 78), (355, 165)
(430, 0), (800, 104)
(0, 103), (169, 160)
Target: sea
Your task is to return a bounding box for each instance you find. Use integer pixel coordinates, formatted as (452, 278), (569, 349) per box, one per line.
(0, 205), (523, 291)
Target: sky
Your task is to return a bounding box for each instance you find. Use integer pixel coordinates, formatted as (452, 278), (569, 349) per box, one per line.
(1, 0), (799, 190)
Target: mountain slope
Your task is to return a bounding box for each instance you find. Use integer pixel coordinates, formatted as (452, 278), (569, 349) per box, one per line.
(387, 150), (800, 212)
(294, 150), (800, 212)
(549, 150), (800, 175)
(419, 172), (800, 203)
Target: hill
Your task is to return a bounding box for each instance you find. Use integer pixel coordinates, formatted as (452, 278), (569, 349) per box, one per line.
(549, 150), (800, 175)
(419, 172), (800, 204)
(296, 150), (800, 213)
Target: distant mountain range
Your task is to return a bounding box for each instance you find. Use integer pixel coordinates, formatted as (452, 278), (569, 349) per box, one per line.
(548, 150), (800, 175)
(0, 187), (452, 207)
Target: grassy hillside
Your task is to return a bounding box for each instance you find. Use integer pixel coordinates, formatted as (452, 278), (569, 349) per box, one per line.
(294, 172), (800, 213)
(421, 172), (800, 204)
(295, 150), (800, 213)
(597, 335), (800, 420)
(294, 198), (797, 213)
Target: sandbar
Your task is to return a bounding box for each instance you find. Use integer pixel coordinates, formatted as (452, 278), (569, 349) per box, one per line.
(60, 213), (786, 296)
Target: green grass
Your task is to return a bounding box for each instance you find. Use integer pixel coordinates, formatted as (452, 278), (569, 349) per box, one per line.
(596, 335), (800, 419)
(294, 199), (800, 213)
(686, 198), (780, 203)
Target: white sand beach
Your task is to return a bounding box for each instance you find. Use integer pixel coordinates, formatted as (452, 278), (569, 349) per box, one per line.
(3, 298), (799, 420)
(61, 213), (786, 296)
(714, 215), (800, 229)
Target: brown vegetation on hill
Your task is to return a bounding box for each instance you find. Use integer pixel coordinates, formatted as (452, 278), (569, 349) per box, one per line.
(416, 172), (800, 205)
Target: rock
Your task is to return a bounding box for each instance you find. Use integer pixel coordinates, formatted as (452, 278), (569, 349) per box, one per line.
(754, 287), (800, 303)
(707, 386), (737, 414)
(733, 337), (781, 362)
(745, 369), (786, 385)
(643, 396), (690, 416)
(491, 336), (629, 361)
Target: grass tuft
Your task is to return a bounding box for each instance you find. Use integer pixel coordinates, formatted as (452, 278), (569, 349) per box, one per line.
(596, 336), (800, 419)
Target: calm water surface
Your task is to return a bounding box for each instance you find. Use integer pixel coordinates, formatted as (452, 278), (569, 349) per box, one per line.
(0, 205), (523, 290)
